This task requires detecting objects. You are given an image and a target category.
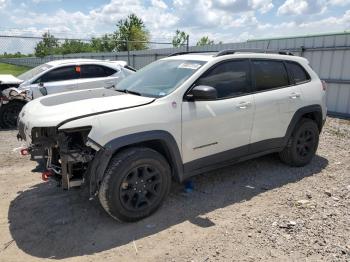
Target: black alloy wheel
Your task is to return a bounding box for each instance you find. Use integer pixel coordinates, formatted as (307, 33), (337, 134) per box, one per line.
(119, 165), (162, 212)
(295, 129), (315, 158)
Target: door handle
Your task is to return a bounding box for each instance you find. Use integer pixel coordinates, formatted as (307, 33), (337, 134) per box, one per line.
(237, 101), (252, 109)
(289, 92), (301, 99)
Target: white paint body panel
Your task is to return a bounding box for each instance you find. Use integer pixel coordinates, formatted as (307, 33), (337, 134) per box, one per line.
(251, 85), (303, 143)
(19, 90), (154, 143)
(181, 95), (254, 163)
(0, 74), (23, 85)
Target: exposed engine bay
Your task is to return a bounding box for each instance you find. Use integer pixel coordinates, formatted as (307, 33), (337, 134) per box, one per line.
(20, 126), (96, 189)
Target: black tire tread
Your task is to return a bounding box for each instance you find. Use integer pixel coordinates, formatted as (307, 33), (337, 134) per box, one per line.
(98, 148), (137, 222)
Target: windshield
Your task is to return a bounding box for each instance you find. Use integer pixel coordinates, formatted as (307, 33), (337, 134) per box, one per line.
(18, 64), (53, 81)
(116, 59), (206, 98)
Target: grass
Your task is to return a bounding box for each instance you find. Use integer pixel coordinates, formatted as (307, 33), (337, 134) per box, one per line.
(0, 63), (31, 76)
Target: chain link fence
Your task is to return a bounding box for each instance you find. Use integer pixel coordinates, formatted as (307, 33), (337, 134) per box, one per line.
(0, 34), (189, 68)
(0, 32), (350, 117)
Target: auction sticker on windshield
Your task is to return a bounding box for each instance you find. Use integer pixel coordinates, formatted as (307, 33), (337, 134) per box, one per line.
(178, 62), (202, 70)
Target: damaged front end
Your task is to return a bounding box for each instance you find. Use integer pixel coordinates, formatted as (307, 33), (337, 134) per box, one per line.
(28, 126), (97, 189)
(1, 87), (32, 104)
(0, 88), (30, 129)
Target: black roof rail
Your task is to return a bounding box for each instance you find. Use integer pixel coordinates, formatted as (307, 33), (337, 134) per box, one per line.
(168, 51), (218, 57)
(215, 49), (294, 57)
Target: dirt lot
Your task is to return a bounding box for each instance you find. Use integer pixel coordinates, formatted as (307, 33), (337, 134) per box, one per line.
(0, 117), (349, 262)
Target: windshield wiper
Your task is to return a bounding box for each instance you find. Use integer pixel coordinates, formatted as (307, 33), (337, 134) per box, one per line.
(115, 89), (142, 96)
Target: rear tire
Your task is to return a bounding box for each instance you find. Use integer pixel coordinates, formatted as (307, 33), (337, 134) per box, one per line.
(279, 118), (319, 167)
(98, 147), (171, 222)
(0, 101), (25, 129)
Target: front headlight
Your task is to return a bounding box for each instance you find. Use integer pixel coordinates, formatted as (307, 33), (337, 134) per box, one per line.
(9, 90), (19, 97)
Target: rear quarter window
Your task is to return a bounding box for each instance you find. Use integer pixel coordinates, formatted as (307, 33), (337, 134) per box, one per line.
(285, 61), (310, 84)
(80, 65), (117, 78)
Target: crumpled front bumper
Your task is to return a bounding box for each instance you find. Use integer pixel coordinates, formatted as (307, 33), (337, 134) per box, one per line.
(2, 87), (32, 103)
(17, 122), (43, 161)
(17, 120), (26, 141)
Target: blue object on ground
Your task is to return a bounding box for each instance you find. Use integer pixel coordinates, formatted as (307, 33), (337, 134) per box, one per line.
(184, 180), (194, 193)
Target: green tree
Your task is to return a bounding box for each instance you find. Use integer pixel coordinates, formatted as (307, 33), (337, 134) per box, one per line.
(113, 14), (150, 51)
(0, 51), (29, 58)
(34, 32), (59, 57)
(59, 39), (93, 55)
(91, 34), (116, 52)
(172, 30), (189, 47)
(196, 36), (215, 46)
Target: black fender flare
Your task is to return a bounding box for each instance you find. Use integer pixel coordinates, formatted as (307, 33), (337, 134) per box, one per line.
(283, 104), (324, 146)
(88, 130), (184, 196)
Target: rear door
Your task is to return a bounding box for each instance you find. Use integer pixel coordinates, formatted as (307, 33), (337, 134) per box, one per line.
(77, 65), (119, 90)
(250, 59), (302, 151)
(182, 59), (255, 169)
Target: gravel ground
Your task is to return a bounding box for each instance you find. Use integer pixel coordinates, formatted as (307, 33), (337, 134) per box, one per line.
(0, 117), (349, 262)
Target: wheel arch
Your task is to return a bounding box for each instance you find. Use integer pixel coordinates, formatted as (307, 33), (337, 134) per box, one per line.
(88, 130), (184, 196)
(285, 104), (324, 144)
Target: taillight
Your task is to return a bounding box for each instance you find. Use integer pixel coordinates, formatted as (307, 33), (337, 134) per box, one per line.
(321, 80), (327, 91)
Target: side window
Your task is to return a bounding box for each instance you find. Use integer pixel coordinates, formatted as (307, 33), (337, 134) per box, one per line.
(252, 60), (289, 92)
(38, 66), (80, 83)
(80, 65), (117, 78)
(286, 61), (310, 84)
(197, 60), (251, 99)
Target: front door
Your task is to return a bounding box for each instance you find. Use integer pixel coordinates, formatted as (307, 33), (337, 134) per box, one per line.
(32, 65), (80, 96)
(181, 59), (255, 171)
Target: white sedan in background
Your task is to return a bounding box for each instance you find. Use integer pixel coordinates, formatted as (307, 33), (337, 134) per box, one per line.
(0, 59), (135, 128)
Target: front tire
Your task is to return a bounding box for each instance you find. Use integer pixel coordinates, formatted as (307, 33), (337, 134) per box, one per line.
(98, 147), (171, 222)
(279, 118), (319, 167)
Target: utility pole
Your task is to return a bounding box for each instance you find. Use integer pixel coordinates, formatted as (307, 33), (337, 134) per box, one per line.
(186, 35), (189, 52)
(126, 40), (130, 65)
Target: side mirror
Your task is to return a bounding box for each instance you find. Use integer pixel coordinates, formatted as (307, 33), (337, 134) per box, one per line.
(188, 85), (217, 101)
(38, 83), (47, 96)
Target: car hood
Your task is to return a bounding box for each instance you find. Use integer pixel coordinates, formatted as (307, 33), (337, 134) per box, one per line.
(19, 88), (155, 130)
(0, 74), (23, 85)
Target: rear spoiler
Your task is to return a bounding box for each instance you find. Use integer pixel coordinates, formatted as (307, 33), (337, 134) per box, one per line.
(124, 65), (137, 72)
(108, 60), (136, 71)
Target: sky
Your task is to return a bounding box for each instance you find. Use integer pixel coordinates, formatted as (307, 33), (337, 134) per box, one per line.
(0, 0), (349, 48)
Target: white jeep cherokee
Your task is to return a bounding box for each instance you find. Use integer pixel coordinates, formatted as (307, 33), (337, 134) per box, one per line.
(17, 50), (327, 222)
